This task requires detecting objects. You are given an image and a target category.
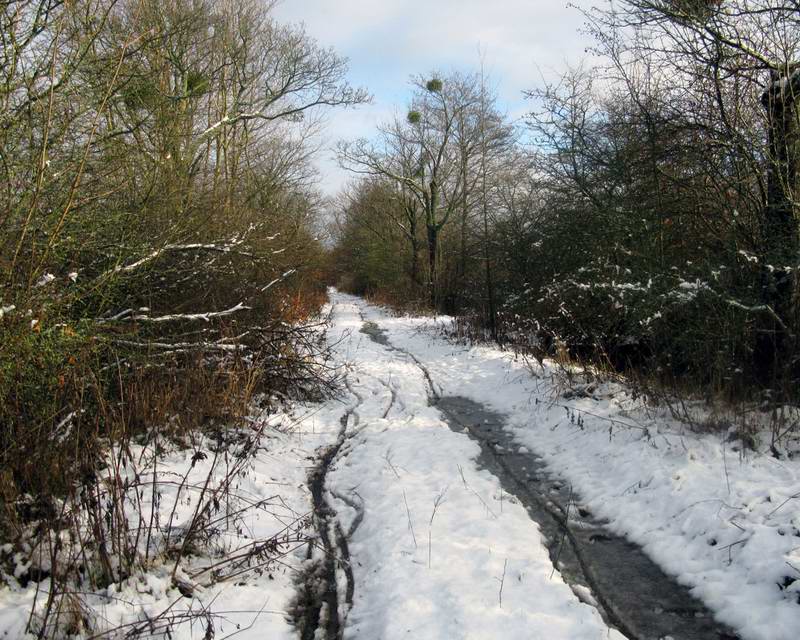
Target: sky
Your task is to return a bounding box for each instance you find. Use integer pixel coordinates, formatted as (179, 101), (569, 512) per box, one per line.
(272, 0), (597, 198)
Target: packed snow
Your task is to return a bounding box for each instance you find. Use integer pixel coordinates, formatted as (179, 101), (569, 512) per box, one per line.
(2, 289), (799, 639)
(323, 295), (623, 639)
(354, 291), (800, 640)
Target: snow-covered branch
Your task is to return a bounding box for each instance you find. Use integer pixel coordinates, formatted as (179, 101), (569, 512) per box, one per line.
(100, 303), (251, 324)
(130, 303), (252, 324)
(112, 339), (248, 353)
(726, 299), (792, 334)
(109, 242), (255, 276)
(261, 269), (297, 292)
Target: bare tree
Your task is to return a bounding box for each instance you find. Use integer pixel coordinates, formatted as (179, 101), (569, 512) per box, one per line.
(0, 2), (365, 594)
(339, 73), (483, 306)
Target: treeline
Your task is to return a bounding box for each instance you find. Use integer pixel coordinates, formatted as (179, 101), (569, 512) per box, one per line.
(330, 0), (800, 405)
(1, 0), (363, 533)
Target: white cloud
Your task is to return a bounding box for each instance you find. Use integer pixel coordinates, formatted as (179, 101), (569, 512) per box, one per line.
(273, 0), (597, 196)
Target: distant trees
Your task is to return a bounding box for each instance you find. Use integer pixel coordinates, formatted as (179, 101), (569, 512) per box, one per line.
(332, 0), (800, 402)
(340, 73), (469, 306)
(328, 179), (412, 298)
(338, 70), (512, 311)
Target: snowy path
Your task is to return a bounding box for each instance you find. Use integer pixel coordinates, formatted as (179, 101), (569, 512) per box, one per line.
(317, 293), (627, 639)
(323, 291), (800, 640)
(324, 294), (800, 640)
(3, 291), (798, 640)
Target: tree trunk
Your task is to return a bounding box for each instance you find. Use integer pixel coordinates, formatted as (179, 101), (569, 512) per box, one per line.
(425, 182), (440, 308)
(755, 69), (800, 385)
(483, 198), (497, 342)
(427, 224), (438, 308)
(410, 229), (421, 288)
(460, 156), (468, 293)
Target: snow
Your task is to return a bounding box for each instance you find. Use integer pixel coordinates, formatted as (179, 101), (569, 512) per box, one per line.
(354, 291), (800, 640)
(321, 298), (622, 639)
(0, 410), (338, 639)
(34, 273), (55, 288)
(2, 289), (799, 639)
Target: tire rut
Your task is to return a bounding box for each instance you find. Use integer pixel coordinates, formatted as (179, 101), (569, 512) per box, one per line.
(294, 350), (362, 639)
(357, 309), (740, 640)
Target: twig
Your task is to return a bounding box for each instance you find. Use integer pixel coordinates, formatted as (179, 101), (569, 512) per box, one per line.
(428, 487), (448, 569)
(403, 490), (417, 549)
(766, 491), (800, 519)
(457, 464), (498, 519)
(496, 559), (508, 608)
(383, 450), (402, 479)
(550, 485), (573, 579)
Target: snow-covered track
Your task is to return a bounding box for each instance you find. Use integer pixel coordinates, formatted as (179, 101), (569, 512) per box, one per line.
(352, 294), (741, 640)
(286, 292), (800, 640)
(295, 400), (359, 640)
(435, 396), (740, 640)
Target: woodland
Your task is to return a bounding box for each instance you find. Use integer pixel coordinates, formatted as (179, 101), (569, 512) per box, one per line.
(2, 1), (800, 638)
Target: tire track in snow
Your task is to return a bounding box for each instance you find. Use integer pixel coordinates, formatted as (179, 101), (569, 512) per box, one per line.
(296, 302), (405, 640)
(295, 315), (366, 640)
(355, 299), (739, 640)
